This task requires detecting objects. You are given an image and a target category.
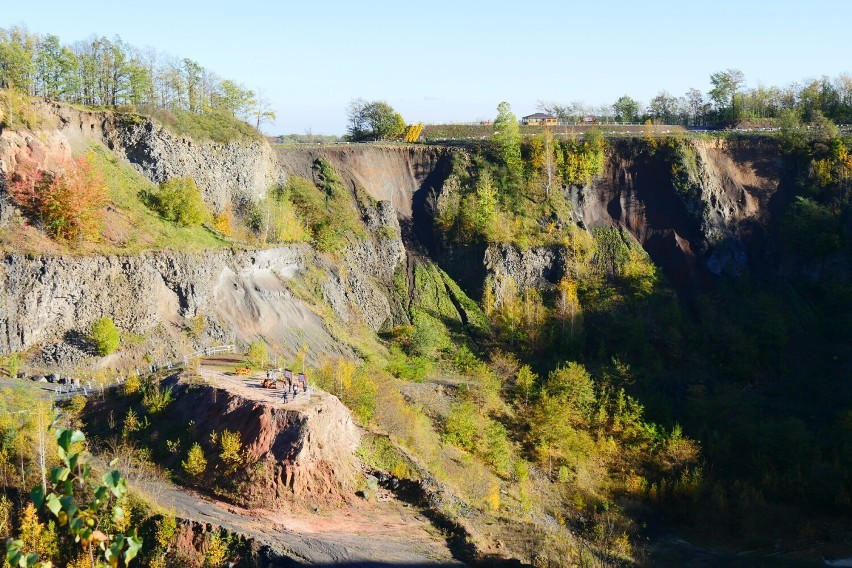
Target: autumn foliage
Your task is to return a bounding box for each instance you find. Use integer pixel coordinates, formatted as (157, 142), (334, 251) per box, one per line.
(8, 154), (108, 241)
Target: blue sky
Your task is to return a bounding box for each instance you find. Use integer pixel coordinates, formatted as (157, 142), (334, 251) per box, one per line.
(5, 0), (851, 134)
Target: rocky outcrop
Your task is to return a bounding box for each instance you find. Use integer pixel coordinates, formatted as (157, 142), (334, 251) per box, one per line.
(276, 145), (453, 221)
(484, 244), (565, 291)
(572, 137), (783, 285)
(165, 377), (360, 507)
(0, 247), (353, 359)
(1, 101), (278, 212)
(443, 138), (784, 295)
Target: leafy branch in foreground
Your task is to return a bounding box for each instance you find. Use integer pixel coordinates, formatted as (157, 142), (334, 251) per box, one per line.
(6, 428), (142, 567)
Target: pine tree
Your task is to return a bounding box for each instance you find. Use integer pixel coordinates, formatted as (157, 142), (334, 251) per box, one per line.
(182, 443), (207, 478)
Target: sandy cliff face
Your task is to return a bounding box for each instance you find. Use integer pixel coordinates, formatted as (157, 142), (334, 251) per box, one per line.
(276, 145), (453, 220)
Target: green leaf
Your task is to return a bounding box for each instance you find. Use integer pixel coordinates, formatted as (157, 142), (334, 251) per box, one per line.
(45, 495), (61, 516)
(124, 535), (143, 563)
(6, 538), (24, 564)
(108, 457), (119, 467)
(102, 470), (126, 498)
(31, 486), (44, 509)
(112, 505), (124, 522)
(102, 470), (120, 489)
(51, 467), (70, 484)
(70, 429), (85, 445)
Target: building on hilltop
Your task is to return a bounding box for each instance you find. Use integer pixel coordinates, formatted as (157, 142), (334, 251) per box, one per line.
(521, 113), (558, 126)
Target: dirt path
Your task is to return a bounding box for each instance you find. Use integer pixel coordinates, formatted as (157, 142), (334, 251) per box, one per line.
(137, 477), (463, 566)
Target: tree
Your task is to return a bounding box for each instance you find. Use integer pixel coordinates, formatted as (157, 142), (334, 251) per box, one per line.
(215, 79), (254, 119)
(90, 317), (120, 356)
(685, 88), (705, 126)
(8, 154), (109, 241)
(250, 91), (276, 131)
(474, 171), (497, 237)
(218, 430), (245, 475)
(0, 26), (37, 92)
(345, 97), (370, 140)
(493, 101), (522, 181)
(182, 443), (207, 478)
(612, 95), (640, 123)
(346, 99), (405, 141)
(555, 276), (581, 338)
(544, 362), (596, 423)
(647, 91), (678, 124)
(709, 68), (745, 121)
(246, 339), (269, 369)
(150, 177), (209, 227)
(33, 34), (77, 99)
(537, 100), (587, 123)
(531, 129), (557, 196)
(7, 428), (142, 567)
(365, 101), (404, 140)
(515, 365), (538, 405)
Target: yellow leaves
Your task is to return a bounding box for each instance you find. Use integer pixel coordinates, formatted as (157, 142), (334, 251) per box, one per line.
(485, 480), (501, 512)
(219, 430), (246, 475)
(403, 122), (423, 143)
(212, 206), (234, 236)
(622, 248), (658, 298)
(812, 158), (834, 187)
(182, 443), (207, 478)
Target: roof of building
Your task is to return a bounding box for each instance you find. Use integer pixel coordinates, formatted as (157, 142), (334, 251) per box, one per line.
(523, 113), (557, 119)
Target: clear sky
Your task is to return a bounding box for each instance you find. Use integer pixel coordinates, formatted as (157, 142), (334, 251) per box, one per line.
(5, 0), (852, 134)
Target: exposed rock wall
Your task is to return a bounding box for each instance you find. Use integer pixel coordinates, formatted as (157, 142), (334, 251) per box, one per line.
(276, 145), (453, 220)
(155, 376), (360, 507)
(1, 101), (278, 212)
(0, 247), (354, 359)
(449, 138), (784, 295)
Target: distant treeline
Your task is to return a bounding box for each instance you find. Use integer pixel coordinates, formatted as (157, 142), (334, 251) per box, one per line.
(539, 69), (852, 126)
(0, 25), (274, 128)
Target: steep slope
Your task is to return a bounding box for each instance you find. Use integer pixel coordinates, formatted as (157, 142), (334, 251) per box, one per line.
(1, 100), (278, 211)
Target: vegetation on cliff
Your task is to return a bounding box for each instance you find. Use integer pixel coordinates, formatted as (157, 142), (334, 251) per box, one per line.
(428, 121), (852, 557)
(0, 26), (269, 142)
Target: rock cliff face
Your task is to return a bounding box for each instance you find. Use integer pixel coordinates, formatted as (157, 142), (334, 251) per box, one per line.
(0, 247), (355, 358)
(0, 101), (278, 212)
(572, 137), (783, 283)
(0, 101), (788, 358)
(276, 145), (453, 221)
(448, 138), (785, 296)
(164, 377), (360, 507)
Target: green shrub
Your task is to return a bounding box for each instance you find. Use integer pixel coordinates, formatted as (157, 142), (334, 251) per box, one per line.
(285, 163), (367, 254)
(443, 400), (481, 451)
(386, 345), (430, 382)
(142, 384), (175, 414)
(91, 317), (120, 355)
(182, 443), (207, 478)
(246, 339), (269, 368)
(147, 177), (209, 227)
(409, 312), (448, 358)
(356, 434), (416, 479)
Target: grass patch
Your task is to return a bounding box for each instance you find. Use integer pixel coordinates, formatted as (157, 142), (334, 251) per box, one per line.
(141, 107), (264, 144)
(89, 144), (230, 252)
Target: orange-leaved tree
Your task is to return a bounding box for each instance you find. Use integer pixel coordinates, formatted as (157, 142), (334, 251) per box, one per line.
(8, 154), (109, 241)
